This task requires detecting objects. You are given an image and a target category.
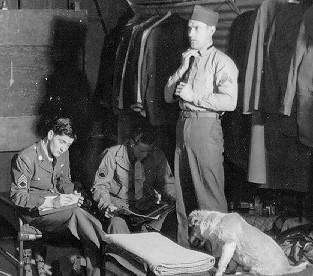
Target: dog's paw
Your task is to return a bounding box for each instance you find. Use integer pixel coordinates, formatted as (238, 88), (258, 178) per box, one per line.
(215, 268), (225, 276)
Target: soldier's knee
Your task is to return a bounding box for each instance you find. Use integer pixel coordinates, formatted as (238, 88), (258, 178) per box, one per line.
(107, 217), (130, 234)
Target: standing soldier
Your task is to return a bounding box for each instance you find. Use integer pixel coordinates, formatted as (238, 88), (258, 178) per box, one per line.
(164, 5), (238, 247)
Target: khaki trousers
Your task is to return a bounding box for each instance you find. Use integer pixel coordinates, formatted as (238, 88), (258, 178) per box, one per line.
(175, 115), (228, 247)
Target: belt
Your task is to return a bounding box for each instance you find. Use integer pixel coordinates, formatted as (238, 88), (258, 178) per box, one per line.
(180, 110), (221, 119)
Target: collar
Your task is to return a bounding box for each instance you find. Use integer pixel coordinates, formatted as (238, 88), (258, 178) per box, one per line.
(34, 140), (54, 173)
(40, 140), (53, 162)
(198, 43), (214, 57)
(36, 140), (66, 173)
(36, 140), (51, 163)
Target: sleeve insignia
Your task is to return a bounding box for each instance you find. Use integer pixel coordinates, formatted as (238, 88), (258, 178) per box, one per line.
(98, 167), (108, 178)
(17, 174), (28, 189)
(219, 73), (233, 85)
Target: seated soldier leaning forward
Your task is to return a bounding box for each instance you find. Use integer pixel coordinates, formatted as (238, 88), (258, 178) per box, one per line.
(91, 126), (176, 234)
(10, 117), (106, 276)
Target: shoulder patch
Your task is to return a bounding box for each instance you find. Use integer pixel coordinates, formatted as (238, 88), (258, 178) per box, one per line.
(98, 166), (108, 178)
(17, 174), (28, 189)
(219, 73), (233, 85)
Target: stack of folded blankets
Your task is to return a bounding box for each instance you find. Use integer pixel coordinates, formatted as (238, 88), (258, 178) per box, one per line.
(104, 232), (215, 276)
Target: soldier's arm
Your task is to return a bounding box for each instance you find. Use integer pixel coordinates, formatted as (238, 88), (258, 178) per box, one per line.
(10, 154), (46, 209)
(56, 151), (75, 194)
(91, 150), (116, 211)
(164, 71), (181, 104)
(192, 55), (238, 111)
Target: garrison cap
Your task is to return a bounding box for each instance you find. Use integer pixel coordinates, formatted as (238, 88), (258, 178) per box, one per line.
(190, 5), (219, 26)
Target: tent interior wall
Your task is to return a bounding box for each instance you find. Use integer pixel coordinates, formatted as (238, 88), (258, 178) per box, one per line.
(1, 0), (313, 275)
(0, 0), (132, 193)
(0, 0), (309, 216)
(0, 0), (310, 240)
(1, 0), (300, 211)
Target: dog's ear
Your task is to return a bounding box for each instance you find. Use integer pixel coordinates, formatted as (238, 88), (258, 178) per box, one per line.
(188, 210), (203, 226)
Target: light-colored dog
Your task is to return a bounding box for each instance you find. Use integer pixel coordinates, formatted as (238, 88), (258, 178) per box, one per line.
(188, 210), (308, 276)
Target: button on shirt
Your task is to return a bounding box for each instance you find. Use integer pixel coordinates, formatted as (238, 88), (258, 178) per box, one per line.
(165, 45), (238, 112)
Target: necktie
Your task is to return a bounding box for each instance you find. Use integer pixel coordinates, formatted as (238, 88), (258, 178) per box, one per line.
(181, 55), (195, 83)
(134, 160), (145, 200)
(173, 56), (195, 100)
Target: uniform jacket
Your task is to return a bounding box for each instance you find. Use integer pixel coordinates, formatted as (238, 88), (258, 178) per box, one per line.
(10, 141), (74, 210)
(283, 6), (313, 147)
(122, 15), (160, 113)
(91, 142), (175, 211)
(142, 14), (188, 125)
(243, 0), (287, 114)
(264, 3), (307, 113)
(112, 15), (144, 110)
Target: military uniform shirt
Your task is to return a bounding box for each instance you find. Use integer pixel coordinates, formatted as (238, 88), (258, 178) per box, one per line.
(91, 142), (175, 211)
(165, 45), (238, 112)
(10, 141), (74, 210)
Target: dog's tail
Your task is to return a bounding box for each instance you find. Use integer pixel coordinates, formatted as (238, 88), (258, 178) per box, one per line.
(287, 262), (308, 274)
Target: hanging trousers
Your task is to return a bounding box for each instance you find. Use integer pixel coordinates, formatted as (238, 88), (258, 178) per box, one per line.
(175, 114), (228, 247)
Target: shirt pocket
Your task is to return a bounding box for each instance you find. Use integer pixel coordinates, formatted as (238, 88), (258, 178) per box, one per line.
(193, 73), (213, 96)
(31, 171), (52, 190)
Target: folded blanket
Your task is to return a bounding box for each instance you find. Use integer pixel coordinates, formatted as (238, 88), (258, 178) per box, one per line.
(104, 232), (215, 276)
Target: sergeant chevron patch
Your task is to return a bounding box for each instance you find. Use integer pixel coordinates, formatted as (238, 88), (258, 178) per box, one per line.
(17, 174), (27, 189)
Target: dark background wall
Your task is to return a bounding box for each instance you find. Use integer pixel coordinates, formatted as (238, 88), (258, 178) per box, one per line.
(0, 0), (131, 192)
(0, 0), (265, 193)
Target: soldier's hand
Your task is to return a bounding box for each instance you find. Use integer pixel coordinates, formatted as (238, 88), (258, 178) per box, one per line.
(154, 190), (162, 205)
(175, 83), (194, 102)
(74, 190), (84, 207)
(105, 204), (118, 218)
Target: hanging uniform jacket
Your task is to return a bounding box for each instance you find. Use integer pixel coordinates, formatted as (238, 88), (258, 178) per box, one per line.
(112, 15), (148, 111)
(94, 5), (134, 110)
(133, 12), (172, 114)
(121, 15), (161, 113)
(224, 10), (256, 171)
(283, 6), (313, 147)
(142, 14), (189, 125)
(243, 0), (287, 114)
(264, 2), (307, 114)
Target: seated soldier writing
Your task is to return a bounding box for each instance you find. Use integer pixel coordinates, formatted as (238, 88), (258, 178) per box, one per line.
(10, 117), (105, 276)
(91, 126), (176, 234)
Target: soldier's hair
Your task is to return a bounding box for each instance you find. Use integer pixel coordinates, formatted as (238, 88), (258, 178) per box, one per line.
(131, 126), (156, 146)
(46, 117), (77, 139)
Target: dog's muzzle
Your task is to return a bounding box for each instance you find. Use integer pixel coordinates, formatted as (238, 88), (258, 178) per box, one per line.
(188, 225), (206, 248)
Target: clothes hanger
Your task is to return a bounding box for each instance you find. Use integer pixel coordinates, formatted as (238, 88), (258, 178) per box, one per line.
(288, 0), (300, 4)
(215, 0), (241, 16)
(227, 0), (241, 15)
